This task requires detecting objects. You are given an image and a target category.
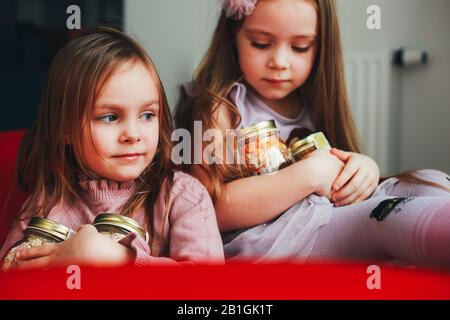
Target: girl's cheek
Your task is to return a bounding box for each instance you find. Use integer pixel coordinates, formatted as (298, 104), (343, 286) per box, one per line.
(93, 127), (116, 146)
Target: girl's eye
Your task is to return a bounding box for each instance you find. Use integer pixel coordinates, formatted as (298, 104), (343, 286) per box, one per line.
(97, 114), (117, 122)
(251, 41), (270, 49)
(140, 112), (154, 121)
(292, 46), (311, 53)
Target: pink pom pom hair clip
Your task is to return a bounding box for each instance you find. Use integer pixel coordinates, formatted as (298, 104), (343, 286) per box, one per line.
(220, 0), (257, 20)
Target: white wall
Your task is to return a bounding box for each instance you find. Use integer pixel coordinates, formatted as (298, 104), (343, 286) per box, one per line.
(338, 0), (450, 174)
(125, 0), (450, 175)
(124, 0), (219, 109)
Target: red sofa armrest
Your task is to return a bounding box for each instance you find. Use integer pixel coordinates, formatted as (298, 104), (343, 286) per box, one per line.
(0, 129), (27, 249)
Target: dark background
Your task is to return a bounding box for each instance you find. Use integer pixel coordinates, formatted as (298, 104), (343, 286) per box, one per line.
(0, 0), (123, 131)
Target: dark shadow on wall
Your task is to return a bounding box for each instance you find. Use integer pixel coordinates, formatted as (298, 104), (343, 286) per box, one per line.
(0, 0), (123, 131)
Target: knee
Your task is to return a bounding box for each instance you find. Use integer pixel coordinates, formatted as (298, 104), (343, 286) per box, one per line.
(413, 169), (450, 179)
(424, 202), (450, 268)
(413, 169), (449, 182)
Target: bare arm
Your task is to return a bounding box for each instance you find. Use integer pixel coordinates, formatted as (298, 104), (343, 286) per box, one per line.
(201, 160), (318, 231)
(191, 104), (343, 232)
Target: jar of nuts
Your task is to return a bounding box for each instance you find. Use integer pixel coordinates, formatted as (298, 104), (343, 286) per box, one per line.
(236, 120), (293, 176)
(93, 213), (148, 242)
(289, 132), (332, 162)
(2, 216), (75, 269)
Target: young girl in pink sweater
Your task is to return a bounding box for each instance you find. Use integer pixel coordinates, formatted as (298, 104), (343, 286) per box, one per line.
(1, 27), (224, 270)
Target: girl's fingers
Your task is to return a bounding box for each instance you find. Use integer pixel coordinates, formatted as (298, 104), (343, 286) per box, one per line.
(2, 261), (13, 272)
(16, 243), (56, 261)
(333, 169), (367, 201)
(337, 180), (377, 206)
(330, 148), (352, 161)
(352, 183), (378, 204)
(352, 181), (378, 205)
(335, 178), (370, 206)
(332, 158), (360, 192)
(14, 255), (53, 271)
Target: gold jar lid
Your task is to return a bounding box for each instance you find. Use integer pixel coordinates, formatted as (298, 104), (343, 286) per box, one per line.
(291, 141), (316, 158)
(290, 132), (331, 155)
(93, 213), (147, 240)
(26, 217), (74, 242)
(236, 120), (277, 140)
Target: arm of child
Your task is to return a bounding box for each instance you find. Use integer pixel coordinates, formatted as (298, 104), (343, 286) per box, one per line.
(197, 152), (342, 232)
(9, 174), (224, 270)
(13, 188), (224, 270)
(191, 104), (344, 232)
(120, 181), (224, 266)
(9, 225), (136, 271)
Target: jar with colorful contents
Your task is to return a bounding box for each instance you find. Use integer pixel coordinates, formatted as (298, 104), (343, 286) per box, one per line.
(93, 213), (148, 242)
(2, 217), (75, 269)
(289, 132), (332, 162)
(236, 120), (293, 176)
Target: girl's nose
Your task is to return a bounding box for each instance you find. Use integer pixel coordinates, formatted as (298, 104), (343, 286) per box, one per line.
(268, 46), (290, 70)
(120, 122), (141, 144)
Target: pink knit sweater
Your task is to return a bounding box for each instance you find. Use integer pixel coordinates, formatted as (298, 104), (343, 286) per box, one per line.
(0, 171), (224, 265)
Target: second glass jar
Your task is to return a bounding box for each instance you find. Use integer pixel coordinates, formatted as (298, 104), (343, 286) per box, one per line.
(93, 213), (148, 242)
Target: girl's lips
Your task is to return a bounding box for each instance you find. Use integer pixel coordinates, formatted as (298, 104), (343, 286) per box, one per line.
(264, 79), (289, 86)
(113, 153), (144, 161)
(115, 153), (142, 157)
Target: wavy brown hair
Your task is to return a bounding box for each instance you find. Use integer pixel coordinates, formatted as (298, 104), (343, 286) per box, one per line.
(175, 0), (361, 200)
(16, 27), (174, 253)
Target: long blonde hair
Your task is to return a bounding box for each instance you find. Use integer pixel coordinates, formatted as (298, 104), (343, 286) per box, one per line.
(17, 27), (174, 253)
(176, 0), (361, 200)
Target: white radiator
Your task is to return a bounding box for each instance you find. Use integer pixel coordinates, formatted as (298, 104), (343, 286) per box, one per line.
(344, 50), (392, 174)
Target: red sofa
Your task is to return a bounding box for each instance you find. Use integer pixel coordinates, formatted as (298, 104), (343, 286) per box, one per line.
(0, 129), (27, 249)
(1, 129), (449, 300)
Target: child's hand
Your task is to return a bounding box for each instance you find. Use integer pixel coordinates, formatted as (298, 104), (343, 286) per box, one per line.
(330, 148), (380, 206)
(306, 148), (345, 198)
(9, 225), (135, 271)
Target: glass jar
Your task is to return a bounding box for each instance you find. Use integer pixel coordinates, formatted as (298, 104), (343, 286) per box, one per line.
(93, 213), (148, 242)
(289, 132), (331, 162)
(3, 217), (75, 269)
(236, 120), (293, 176)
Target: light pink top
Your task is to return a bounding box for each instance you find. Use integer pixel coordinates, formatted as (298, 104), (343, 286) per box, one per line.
(0, 171), (224, 265)
(228, 82), (315, 142)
